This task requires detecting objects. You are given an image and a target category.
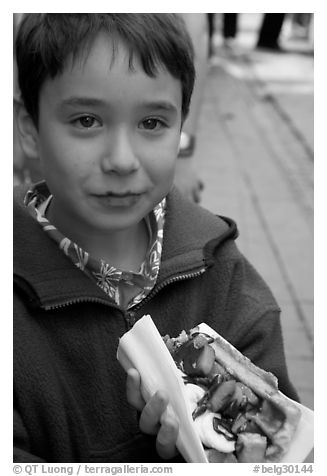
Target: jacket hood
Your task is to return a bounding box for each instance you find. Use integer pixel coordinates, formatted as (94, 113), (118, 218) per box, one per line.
(13, 184), (238, 309)
(159, 187), (238, 279)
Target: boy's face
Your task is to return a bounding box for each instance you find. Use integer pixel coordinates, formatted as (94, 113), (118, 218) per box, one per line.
(34, 34), (182, 235)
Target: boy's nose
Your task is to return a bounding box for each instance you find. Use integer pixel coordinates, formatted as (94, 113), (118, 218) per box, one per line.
(101, 129), (140, 175)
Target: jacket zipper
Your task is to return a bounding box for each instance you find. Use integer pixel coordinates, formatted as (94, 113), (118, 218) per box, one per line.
(43, 296), (119, 311)
(43, 266), (207, 327)
(125, 265), (207, 327)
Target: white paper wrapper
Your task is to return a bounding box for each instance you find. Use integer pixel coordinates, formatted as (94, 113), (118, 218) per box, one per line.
(117, 315), (314, 463)
(117, 314), (207, 462)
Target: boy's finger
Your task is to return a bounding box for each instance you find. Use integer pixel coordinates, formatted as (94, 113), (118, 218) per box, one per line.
(126, 368), (146, 411)
(139, 390), (168, 435)
(156, 415), (179, 460)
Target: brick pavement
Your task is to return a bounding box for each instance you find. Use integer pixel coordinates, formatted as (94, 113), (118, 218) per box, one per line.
(192, 16), (314, 409)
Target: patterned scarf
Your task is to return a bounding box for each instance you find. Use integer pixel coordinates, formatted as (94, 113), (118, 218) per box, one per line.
(24, 182), (166, 309)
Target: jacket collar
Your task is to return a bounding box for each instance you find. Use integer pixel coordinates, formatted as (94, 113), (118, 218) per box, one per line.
(14, 185), (237, 309)
(159, 187), (237, 280)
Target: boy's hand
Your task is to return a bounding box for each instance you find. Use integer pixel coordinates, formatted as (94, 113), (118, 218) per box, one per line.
(126, 368), (179, 460)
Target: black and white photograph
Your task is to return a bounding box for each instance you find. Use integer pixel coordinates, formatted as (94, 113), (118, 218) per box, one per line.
(12, 10), (314, 470)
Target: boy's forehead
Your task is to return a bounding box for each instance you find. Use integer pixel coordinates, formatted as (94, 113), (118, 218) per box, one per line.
(67, 33), (166, 80)
(68, 33), (127, 70)
(41, 33), (182, 114)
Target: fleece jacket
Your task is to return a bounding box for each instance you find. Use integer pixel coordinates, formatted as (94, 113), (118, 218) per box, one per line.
(13, 185), (299, 463)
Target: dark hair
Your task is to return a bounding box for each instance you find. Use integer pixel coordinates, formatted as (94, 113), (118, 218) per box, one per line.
(15, 13), (195, 125)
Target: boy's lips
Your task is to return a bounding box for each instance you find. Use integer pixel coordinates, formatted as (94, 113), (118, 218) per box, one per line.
(91, 191), (145, 208)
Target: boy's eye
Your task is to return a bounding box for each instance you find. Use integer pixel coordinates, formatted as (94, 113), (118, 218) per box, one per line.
(73, 115), (102, 129)
(139, 118), (166, 131)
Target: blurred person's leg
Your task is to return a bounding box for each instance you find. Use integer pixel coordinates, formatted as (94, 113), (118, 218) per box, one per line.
(223, 13), (238, 39)
(207, 13), (215, 57)
(291, 13), (313, 40)
(257, 13), (286, 50)
(178, 13), (208, 156)
(175, 13), (208, 202)
(308, 14), (314, 50)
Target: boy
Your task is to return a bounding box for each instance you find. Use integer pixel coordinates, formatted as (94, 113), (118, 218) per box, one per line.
(14, 14), (298, 463)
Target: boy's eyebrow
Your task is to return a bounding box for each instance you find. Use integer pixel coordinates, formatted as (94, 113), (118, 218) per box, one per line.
(59, 97), (107, 108)
(59, 97), (178, 114)
(140, 101), (178, 114)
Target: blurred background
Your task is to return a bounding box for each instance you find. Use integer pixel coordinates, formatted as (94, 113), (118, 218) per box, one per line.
(180, 13), (314, 410)
(13, 13), (314, 410)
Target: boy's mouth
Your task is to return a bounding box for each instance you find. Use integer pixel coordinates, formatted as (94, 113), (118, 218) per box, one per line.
(92, 191), (144, 208)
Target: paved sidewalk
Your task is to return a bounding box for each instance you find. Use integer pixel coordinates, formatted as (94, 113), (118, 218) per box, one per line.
(193, 14), (314, 409)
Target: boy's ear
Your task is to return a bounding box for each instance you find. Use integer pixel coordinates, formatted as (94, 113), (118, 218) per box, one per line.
(14, 99), (39, 160)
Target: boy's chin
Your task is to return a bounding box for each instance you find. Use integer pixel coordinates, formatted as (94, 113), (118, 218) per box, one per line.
(86, 207), (150, 233)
